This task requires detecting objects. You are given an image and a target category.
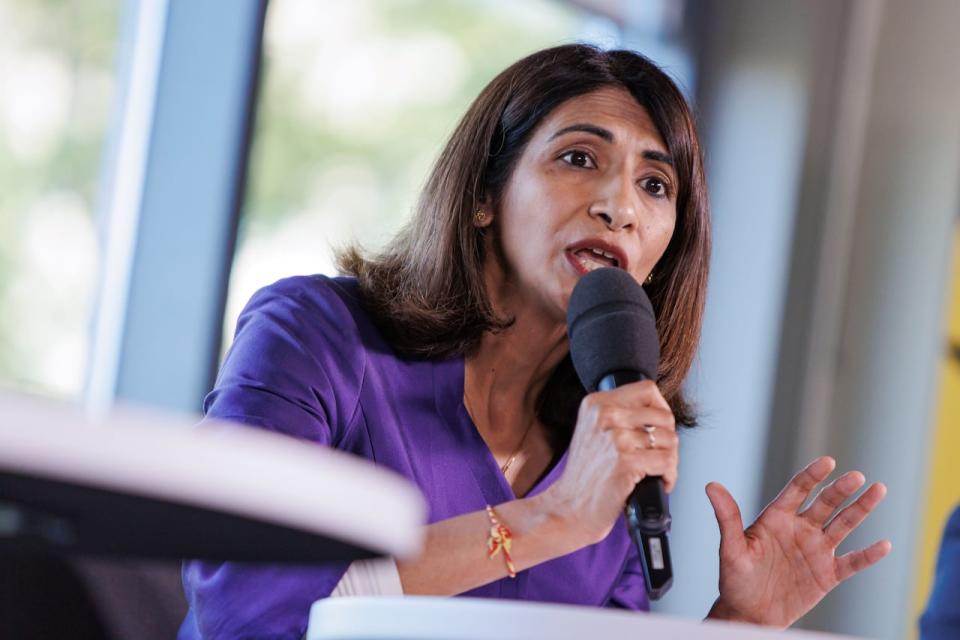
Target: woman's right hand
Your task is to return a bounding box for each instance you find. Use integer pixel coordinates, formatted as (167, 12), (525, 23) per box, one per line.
(397, 379), (677, 596)
(542, 379), (678, 545)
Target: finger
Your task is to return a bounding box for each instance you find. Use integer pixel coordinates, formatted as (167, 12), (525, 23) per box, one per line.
(800, 471), (866, 526)
(607, 379), (671, 412)
(622, 450), (678, 491)
(769, 456), (836, 513)
(836, 539), (892, 582)
(824, 482), (887, 547)
(621, 448), (678, 476)
(610, 425), (678, 452)
(706, 482), (746, 556)
(642, 426), (678, 451)
(597, 405), (677, 433)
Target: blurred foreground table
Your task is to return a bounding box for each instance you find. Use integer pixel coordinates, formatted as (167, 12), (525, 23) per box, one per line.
(0, 391), (426, 562)
(0, 391), (426, 638)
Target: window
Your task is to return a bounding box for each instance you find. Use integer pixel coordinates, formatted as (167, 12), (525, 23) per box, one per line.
(0, 0), (120, 397)
(224, 0), (591, 345)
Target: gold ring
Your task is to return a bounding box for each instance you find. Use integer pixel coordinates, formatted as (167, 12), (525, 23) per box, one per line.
(643, 425), (657, 449)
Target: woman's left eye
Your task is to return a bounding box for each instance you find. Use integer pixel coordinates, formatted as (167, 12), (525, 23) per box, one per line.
(559, 150), (596, 169)
(641, 177), (670, 198)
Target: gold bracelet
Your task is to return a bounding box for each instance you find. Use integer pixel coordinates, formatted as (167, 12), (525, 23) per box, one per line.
(485, 504), (516, 578)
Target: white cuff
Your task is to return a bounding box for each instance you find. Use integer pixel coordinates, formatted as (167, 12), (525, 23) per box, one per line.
(329, 557), (403, 598)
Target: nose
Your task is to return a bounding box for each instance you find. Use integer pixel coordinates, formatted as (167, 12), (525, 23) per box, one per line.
(588, 171), (640, 231)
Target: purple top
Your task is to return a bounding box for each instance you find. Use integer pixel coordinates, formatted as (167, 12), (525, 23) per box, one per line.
(179, 275), (649, 639)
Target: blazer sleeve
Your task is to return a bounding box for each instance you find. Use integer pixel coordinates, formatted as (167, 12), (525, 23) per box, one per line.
(604, 531), (650, 611)
(179, 276), (367, 640)
(201, 275), (365, 444)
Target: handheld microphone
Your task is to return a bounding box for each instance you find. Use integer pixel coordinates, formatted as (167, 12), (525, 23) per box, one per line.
(566, 267), (673, 600)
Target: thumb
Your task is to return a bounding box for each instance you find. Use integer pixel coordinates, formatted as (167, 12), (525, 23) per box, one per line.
(706, 482), (746, 554)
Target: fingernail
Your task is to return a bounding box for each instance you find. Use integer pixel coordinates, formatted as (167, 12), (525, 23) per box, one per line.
(844, 471), (865, 487)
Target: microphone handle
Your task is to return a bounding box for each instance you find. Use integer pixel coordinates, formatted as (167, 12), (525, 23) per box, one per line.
(597, 371), (674, 600)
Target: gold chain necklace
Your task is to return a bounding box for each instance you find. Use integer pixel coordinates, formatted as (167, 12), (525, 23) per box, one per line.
(464, 393), (536, 476)
(499, 419), (535, 475)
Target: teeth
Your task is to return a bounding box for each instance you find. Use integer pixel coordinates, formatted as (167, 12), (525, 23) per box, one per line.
(576, 252), (612, 271)
(588, 247), (618, 265)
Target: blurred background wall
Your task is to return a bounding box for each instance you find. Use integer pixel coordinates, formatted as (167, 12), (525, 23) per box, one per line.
(0, 0), (957, 638)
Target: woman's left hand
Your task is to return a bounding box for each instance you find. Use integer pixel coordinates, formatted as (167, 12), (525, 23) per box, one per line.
(705, 456), (891, 628)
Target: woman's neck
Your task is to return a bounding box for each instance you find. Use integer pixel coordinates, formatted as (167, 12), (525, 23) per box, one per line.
(464, 264), (568, 435)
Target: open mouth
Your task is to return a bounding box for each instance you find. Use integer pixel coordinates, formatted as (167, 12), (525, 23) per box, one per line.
(567, 247), (621, 273)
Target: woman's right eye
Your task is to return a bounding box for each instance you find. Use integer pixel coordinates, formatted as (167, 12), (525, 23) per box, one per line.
(560, 150), (596, 169)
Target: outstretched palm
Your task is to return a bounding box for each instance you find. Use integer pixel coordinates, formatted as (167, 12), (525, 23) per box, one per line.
(706, 457), (891, 628)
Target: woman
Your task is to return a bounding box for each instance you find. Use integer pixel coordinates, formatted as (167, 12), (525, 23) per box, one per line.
(180, 44), (890, 639)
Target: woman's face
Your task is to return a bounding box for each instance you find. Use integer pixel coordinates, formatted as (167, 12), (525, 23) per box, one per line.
(489, 86), (677, 322)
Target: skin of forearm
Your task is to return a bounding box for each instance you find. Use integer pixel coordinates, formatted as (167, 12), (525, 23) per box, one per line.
(396, 492), (589, 596)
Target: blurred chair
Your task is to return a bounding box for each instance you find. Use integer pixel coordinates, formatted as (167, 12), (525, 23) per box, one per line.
(0, 553), (186, 640)
(0, 552), (110, 640)
(73, 558), (188, 640)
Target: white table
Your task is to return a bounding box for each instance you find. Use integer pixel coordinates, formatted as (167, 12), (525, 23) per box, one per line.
(0, 391), (426, 561)
(307, 597), (864, 640)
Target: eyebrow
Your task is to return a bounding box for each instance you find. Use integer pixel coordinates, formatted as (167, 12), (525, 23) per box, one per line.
(549, 123), (675, 167)
(550, 123), (614, 142)
(643, 149), (674, 167)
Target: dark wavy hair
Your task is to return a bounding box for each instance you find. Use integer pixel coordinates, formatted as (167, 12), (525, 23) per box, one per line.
(339, 44), (711, 436)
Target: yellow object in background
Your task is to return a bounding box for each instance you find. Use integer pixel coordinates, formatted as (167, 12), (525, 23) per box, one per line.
(911, 226), (960, 637)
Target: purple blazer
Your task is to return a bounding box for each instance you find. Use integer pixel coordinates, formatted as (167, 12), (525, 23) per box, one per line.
(179, 275), (649, 639)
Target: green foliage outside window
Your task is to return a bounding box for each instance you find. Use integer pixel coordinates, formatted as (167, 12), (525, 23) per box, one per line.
(226, 0), (584, 342)
(0, 0), (119, 396)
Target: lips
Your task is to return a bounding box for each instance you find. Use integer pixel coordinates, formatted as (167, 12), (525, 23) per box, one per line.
(572, 248), (618, 270)
(565, 240), (628, 274)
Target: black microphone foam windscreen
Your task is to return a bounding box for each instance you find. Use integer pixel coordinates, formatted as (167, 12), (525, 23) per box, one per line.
(566, 267), (660, 391)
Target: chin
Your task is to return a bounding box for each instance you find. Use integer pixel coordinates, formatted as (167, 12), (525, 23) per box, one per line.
(552, 283), (576, 322)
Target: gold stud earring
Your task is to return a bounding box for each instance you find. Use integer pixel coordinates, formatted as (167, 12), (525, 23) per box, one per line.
(475, 209), (487, 224)
(645, 272), (654, 285)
